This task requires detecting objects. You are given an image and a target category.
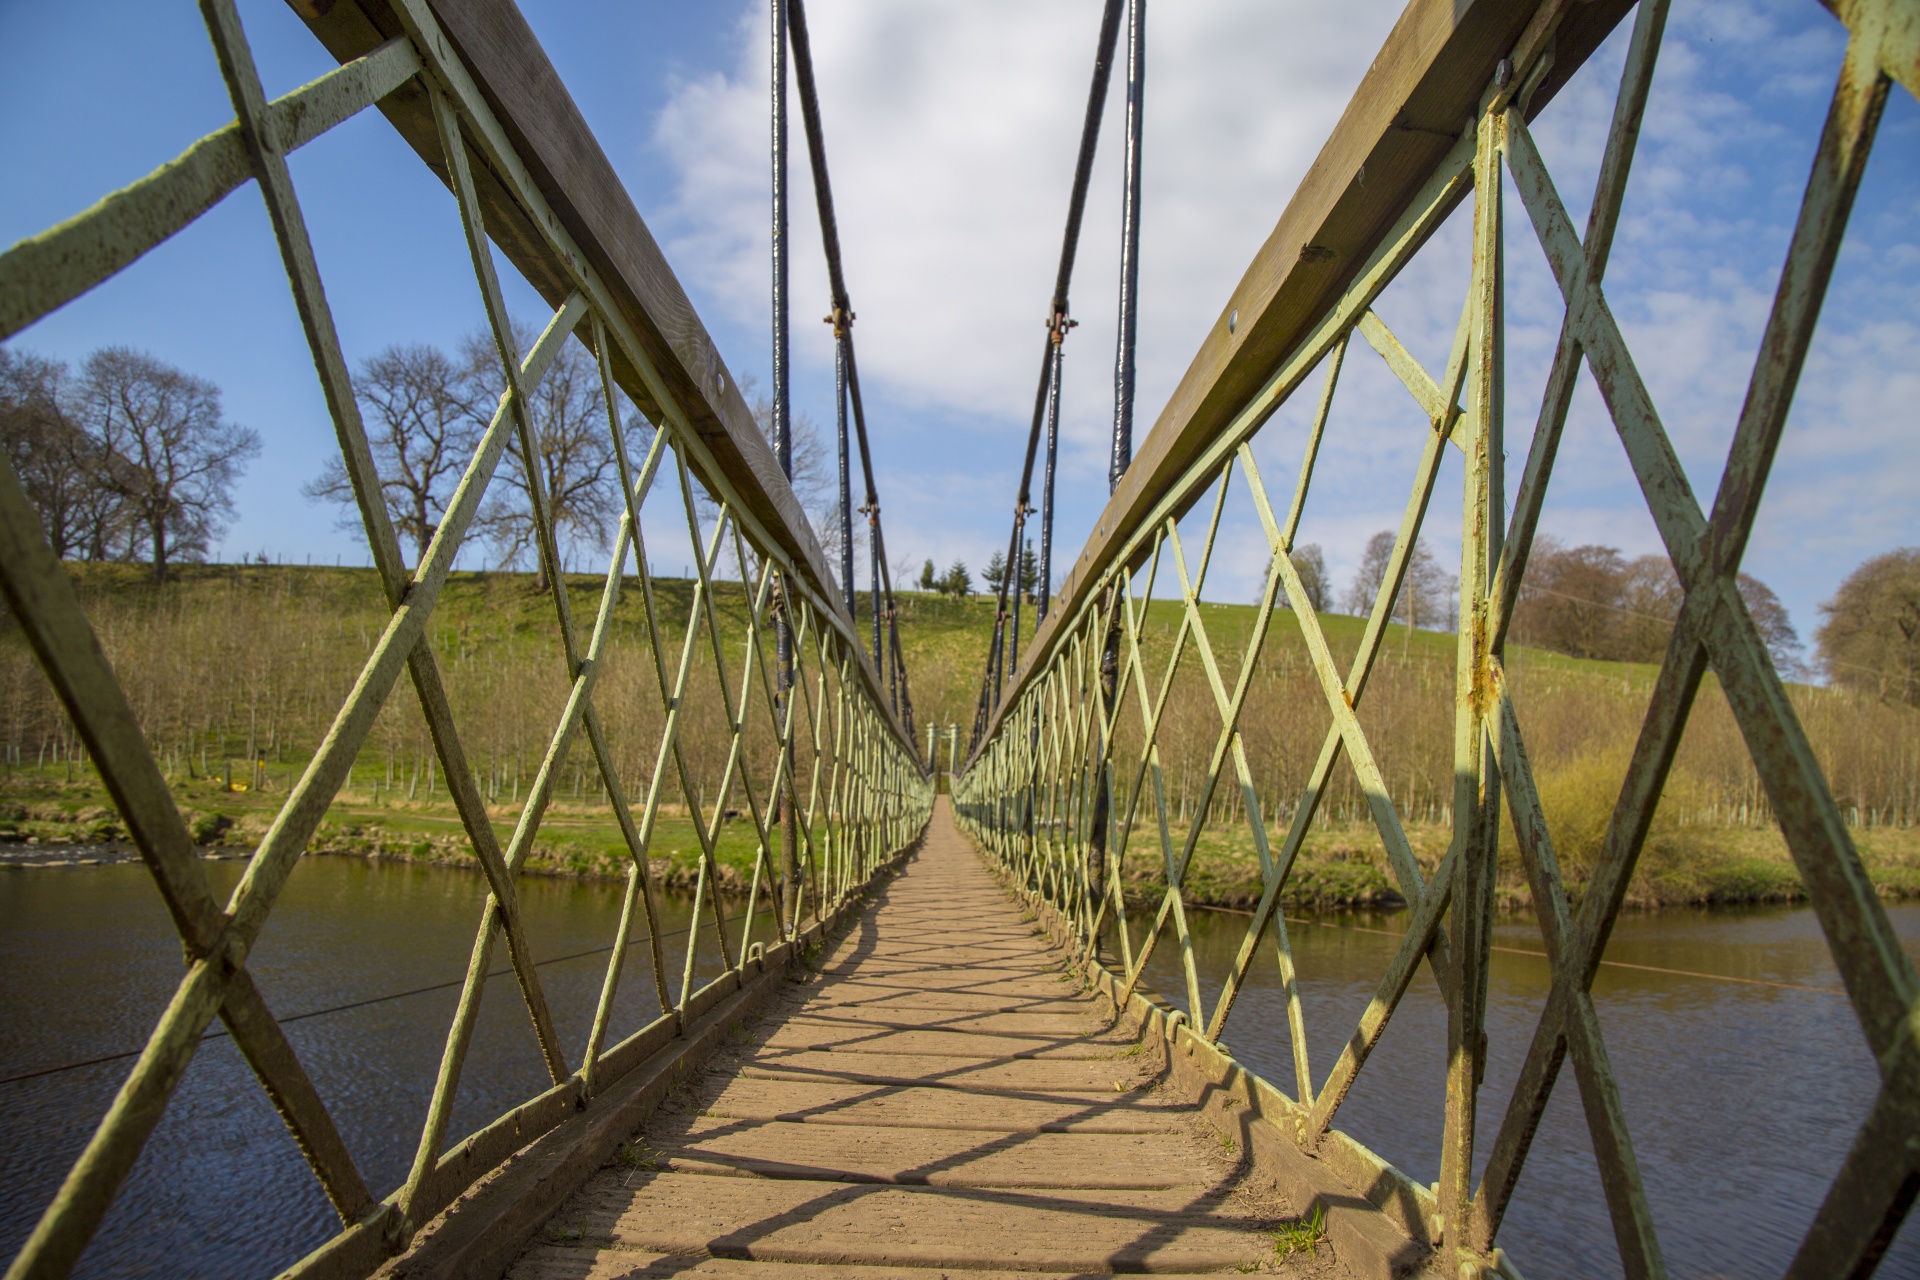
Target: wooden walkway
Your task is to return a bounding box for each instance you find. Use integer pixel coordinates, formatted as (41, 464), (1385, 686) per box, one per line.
(511, 799), (1324, 1278)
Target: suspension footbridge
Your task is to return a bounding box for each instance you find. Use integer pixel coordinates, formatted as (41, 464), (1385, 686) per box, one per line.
(1, 0), (1915, 1277)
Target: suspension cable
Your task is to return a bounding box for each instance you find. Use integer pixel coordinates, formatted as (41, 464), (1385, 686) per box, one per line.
(787, 0), (916, 744)
(971, 0), (1128, 752)
(1111, 0), (1147, 490)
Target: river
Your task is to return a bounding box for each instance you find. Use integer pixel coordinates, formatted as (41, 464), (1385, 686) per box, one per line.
(0, 854), (763, 1279)
(1, 855), (1915, 1278)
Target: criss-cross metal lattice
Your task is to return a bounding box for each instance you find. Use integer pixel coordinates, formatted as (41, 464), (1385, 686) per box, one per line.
(0, 3), (930, 1278)
(958, 2), (1919, 1275)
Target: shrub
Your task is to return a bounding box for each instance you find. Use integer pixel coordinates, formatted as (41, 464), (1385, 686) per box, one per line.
(1524, 743), (1690, 900)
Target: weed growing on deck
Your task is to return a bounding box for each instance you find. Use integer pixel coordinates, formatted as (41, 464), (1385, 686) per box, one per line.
(1271, 1203), (1325, 1259)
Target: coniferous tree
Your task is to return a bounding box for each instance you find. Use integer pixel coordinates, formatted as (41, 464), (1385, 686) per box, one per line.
(1017, 543), (1040, 603)
(940, 560), (971, 597)
(982, 550), (1008, 594)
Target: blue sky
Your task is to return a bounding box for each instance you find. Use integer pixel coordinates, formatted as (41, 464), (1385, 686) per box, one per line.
(2, 0), (1915, 664)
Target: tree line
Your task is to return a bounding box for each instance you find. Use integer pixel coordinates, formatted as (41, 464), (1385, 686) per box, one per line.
(1264, 529), (1920, 705)
(5, 322), (855, 597)
(915, 544), (1043, 602)
(906, 524), (1918, 715)
(1505, 535), (1920, 704)
(8, 334), (1915, 713)
(307, 329), (848, 586)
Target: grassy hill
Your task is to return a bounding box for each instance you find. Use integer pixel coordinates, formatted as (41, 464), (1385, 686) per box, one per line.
(860, 585), (1919, 909)
(2, 564), (1916, 909)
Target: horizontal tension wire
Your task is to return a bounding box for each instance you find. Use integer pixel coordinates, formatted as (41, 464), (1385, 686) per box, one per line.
(0, 906), (779, 1088)
(1183, 903), (1847, 996)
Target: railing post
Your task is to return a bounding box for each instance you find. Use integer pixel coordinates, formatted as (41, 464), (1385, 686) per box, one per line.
(770, 0), (806, 936)
(1439, 95), (1506, 1272)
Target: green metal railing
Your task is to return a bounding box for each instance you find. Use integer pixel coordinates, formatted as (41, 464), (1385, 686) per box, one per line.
(0, 2), (930, 1277)
(958, 1), (1919, 1275)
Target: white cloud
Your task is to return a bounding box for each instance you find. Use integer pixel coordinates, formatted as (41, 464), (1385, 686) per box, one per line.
(649, 0), (1919, 659)
(650, 0), (1407, 576)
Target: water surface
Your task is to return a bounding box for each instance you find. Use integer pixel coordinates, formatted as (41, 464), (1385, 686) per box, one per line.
(5, 856), (1917, 1278)
(0, 856), (762, 1279)
(1133, 900), (1920, 1277)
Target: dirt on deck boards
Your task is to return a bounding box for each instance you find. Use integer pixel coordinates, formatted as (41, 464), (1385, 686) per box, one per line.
(512, 799), (1334, 1278)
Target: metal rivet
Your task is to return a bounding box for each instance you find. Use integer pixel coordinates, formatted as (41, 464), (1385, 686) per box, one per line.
(1228, 309), (1238, 334)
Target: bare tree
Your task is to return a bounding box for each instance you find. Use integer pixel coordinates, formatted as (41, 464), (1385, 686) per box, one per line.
(1343, 530), (1452, 627)
(464, 326), (640, 587)
(1738, 573), (1804, 678)
(742, 382), (840, 571)
(1512, 537), (1629, 659)
(0, 349), (105, 559)
(1269, 542), (1328, 611)
(1818, 548), (1920, 705)
(304, 343), (483, 563)
(78, 348), (258, 582)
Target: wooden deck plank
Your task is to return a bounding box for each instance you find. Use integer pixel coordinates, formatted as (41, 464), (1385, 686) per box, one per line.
(737, 1052), (1150, 1095)
(780, 1007), (1117, 1034)
(695, 1077), (1186, 1134)
(652, 1117), (1213, 1188)
(756, 1026), (1129, 1060)
(801, 988), (1098, 1014)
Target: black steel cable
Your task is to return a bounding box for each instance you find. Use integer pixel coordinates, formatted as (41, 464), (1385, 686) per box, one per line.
(0, 906), (778, 1088)
(1038, 338), (1064, 624)
(773, 0), (804, 900)
(1111, 0), (1147, 491)
(835, 326), (854, 621)
(970, 0), (1127, 753)
(788, 0), (915, 733)
(771, 0), (791, 481)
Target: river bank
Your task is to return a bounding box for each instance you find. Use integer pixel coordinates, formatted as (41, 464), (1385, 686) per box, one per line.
(10, 793), (1918, 912)
(0, 834), (754, 893)
(1110, 815), (1920, 911)
(0, 787), (772, 893)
